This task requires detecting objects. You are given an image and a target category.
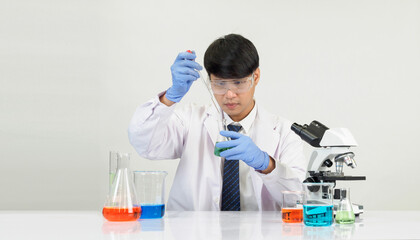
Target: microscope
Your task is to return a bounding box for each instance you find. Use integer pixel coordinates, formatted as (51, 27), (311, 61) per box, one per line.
(291, 121), (366, 216)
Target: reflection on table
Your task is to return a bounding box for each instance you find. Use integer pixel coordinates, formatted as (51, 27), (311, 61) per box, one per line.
(0, 211), (419, 240)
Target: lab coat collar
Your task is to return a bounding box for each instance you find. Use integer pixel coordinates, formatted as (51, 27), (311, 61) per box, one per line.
(223, 101), (257, 134)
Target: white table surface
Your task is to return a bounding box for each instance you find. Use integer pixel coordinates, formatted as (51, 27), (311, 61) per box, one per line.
(0, 211), (419, 239)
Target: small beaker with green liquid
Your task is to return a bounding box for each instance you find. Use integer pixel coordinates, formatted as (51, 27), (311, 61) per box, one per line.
(335, 188), (355, 224)
(214, 132), (232, 156)
(214, 143), (232, 156)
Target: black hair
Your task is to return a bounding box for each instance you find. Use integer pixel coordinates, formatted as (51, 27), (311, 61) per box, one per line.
(204, 34), (259, 79)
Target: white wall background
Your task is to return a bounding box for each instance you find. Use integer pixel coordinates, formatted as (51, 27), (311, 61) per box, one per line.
(1, 0), (419, 210)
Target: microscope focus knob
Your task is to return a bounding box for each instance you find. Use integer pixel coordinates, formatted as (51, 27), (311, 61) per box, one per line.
(323, 159), (333, 168)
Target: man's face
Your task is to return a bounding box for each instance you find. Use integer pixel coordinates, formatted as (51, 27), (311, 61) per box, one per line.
(211, 68), (260, 122)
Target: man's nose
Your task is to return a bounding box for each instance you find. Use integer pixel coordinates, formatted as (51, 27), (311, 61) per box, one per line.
(225, 89), (237, 98)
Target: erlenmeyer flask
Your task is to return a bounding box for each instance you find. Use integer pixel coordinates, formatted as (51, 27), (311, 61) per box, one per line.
(335, 188), (355, 224)
(103, 153), (141, 221)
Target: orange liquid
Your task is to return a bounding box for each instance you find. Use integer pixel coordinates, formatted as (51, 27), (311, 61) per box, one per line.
(282, 208), (303, 223)
(102, 206), (141, 221)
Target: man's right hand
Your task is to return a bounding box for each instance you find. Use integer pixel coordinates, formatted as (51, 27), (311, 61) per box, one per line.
(165, 51), (203, 103)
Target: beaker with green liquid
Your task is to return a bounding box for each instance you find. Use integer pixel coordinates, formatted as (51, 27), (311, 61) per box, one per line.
(214, 143), (231, 156)
(214, 130), (232, 156)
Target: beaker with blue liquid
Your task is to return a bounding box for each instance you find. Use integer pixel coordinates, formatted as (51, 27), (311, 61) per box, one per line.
(303, 182), (334, 227)
(134, 171), (167, 219)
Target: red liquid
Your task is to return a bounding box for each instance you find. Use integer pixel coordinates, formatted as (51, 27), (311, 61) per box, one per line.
(102, 206), (141, 221)
(282, 208), (303, 223)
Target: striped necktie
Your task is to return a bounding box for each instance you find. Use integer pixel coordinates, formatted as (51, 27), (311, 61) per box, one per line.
(221, 124), (242, 211)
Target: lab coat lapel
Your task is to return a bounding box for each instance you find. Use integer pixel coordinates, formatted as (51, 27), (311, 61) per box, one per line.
(252, 107), (280, 157)
(249, 106), (280, 210)
(203, 105), (221, 146)
(203, 105), (224, 210)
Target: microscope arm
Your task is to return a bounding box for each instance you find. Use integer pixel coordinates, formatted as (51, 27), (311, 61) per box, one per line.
(307, 147), (353, 173)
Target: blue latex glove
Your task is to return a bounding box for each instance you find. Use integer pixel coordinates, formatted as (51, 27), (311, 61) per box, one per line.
(215, 131), (270, 171)
(166, 51), (203, 102)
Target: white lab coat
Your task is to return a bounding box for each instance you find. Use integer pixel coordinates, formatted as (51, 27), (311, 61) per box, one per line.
(128, 92), (307, 211)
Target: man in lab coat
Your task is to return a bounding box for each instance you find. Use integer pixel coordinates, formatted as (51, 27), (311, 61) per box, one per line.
(128, 34), (306, 211)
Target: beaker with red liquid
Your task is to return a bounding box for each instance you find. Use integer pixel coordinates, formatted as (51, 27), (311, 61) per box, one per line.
(103, 153), (141, 221)
(282, 208), (303, 223)
(281, 190), (304, 223)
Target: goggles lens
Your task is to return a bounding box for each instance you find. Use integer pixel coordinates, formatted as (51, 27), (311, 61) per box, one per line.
(209, 74), (254, 95)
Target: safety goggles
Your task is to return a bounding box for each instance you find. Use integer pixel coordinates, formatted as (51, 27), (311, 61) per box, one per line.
(208, 73), (254, 95)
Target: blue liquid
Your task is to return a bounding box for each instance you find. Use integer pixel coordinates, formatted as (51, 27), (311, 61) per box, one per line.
(139, 204), (165, 219)
(303, 205), (333, 226)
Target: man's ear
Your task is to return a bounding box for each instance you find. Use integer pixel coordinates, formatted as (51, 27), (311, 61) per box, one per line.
(254, 68), (260, 86)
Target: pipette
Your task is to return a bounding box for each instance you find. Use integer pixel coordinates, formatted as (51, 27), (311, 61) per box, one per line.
(186, 50), (228, 142)
(186, 50), (221, 115)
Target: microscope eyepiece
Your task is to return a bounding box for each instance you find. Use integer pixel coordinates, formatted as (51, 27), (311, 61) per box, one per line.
(291, 121), (329, 147)
(291, 123), (304, 135)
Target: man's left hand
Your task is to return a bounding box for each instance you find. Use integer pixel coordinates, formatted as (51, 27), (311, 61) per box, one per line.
(215, 131), (270, 171)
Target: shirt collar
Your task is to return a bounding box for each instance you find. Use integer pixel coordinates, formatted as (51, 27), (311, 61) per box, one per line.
(223, 101), (257, 134)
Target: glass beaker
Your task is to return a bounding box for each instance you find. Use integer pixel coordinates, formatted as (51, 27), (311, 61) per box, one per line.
(335, 188), (355, 224)
(282, 191), (304, 223)
(214, 134), (231, 156)
(214, 119), (231, 157)
(303, 182), (334, 226)
(134, 171), (168, 219)
(103, 153), (141, 221)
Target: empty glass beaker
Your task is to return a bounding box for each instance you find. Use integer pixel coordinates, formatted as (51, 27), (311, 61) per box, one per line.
(303, 182), (334, 226)
(103, 153), (141, 221)
(281, 191), (304, 223)
(335, 188), (355, 224)
(134, 171), (167, 219)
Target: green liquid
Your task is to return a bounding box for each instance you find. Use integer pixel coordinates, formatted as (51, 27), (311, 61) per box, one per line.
(214, 142), (232, 156)
(335, 211), (355, 224)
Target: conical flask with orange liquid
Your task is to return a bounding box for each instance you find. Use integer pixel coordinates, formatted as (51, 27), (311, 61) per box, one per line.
(103, 153), (141, 221)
